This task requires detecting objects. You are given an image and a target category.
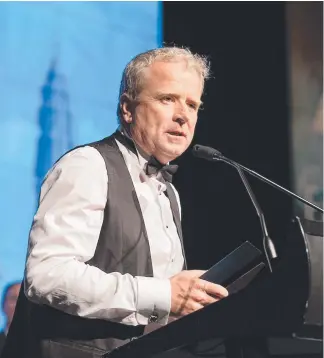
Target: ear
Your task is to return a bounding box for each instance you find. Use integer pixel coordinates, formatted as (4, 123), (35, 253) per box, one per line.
(120, 94), (135, 124)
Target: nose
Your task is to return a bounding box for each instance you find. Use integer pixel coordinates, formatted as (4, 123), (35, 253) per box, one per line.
(173, 104), (189, 126)
(174, 116), (187, 126)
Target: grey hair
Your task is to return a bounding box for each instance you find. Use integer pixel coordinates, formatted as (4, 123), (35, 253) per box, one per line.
(117, 46), (211, 123)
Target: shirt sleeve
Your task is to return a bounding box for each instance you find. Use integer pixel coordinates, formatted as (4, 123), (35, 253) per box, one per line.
(24, 146), (171, 325)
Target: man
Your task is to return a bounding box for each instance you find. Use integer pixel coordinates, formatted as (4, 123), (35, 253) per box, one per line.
(0, 281), (21, 354)
(1, 47), (228, 358)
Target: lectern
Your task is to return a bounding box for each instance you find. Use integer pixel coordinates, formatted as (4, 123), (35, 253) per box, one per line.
(102, 217), (323, 358)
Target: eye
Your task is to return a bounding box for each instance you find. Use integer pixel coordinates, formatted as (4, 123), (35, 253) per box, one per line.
(160, 95), (175, 103)
(188, 102), (198, 111)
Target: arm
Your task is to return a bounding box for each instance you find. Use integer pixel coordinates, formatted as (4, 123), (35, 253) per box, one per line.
(25, 146), (171, 325)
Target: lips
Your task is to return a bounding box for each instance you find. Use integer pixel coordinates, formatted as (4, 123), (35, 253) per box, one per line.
(167, 130), (186, 138)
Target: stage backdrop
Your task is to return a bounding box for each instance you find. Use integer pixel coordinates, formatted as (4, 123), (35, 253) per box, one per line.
(286, 2), (323, 220)
(0, 1), (162, 329)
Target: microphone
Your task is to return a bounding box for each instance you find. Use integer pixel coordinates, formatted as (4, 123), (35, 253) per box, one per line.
(192, 144), (223, 161)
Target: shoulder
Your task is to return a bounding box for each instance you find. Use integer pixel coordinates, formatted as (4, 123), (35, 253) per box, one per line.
(43, 146), (108, 188)
(53, 146), (106, 172)
(59, 145), (105, 164)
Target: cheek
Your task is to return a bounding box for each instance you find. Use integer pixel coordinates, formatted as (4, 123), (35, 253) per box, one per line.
(153, 103), (174, 119)
(150, 109), (173, 132)
(137, 105), (166, 128)
(188, 117), (198, 132)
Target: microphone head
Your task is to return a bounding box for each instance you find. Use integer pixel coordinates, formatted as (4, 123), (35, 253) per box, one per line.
(192, 144), (223, 161)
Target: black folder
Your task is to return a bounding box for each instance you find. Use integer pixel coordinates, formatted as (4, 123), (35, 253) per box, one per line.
(200, 241), (265, 292)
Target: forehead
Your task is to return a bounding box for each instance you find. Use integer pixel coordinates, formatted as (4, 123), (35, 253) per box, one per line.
(140, 61), (203, 98)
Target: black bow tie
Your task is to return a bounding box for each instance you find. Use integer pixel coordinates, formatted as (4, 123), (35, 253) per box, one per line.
(113, 131), (178, 182)
(145, 156), (178, 183)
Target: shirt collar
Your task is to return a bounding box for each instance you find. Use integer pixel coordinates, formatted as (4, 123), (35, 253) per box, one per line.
(117, 127), (150, 170)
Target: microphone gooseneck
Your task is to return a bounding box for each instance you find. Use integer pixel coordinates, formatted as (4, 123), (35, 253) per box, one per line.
(193, 144), (323, 213)
(193, 144), (276, 272)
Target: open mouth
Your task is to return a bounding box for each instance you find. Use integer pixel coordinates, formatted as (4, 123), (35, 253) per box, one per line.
(167, 131), (185, 137)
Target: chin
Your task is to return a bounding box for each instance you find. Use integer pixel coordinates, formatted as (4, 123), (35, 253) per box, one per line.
(156, 140), (187, 160)
(163, 147), (186, 161)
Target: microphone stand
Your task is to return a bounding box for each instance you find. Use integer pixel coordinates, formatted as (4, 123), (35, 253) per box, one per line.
(229, 161), (277, 272)
(193, 145), (323, 358)
(211, 151), (323, 272)
(211, 158), (274, 358)
(216, 155), (323, 214)
(215, 158), (275, 358)
(193, 144), (323, 214)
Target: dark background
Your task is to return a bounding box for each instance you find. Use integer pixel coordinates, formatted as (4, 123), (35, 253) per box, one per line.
(163, 2), (322, 357)
(164, 1), (292, 269)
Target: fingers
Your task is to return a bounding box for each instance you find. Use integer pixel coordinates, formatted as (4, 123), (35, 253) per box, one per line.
(191, 287), (217, 305)
(173, 291), (205, 316)
(170, 270), (228, 318)
(176, 285), (219, 316)
(186, 299), (204, 314)
(197, 279), (228, 298)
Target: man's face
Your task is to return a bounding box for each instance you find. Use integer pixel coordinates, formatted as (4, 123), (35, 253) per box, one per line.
(3, 283), (20, 324)
(125, 61), (203, 163)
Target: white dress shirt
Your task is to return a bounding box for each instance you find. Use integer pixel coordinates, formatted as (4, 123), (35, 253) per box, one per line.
(25, 136), (184, 326)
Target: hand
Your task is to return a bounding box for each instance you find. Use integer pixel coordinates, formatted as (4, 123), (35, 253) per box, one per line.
(169, 270), (228, 317)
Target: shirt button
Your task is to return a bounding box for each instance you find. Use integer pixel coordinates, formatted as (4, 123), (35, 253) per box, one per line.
(166, 225), (169, 229)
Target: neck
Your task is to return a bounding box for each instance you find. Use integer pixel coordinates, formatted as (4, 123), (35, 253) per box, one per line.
(120, 125), (171, 164)
(120, 126), (151, 161)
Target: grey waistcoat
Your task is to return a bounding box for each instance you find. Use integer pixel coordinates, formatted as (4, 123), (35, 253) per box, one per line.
(1, 133), (185, 358)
